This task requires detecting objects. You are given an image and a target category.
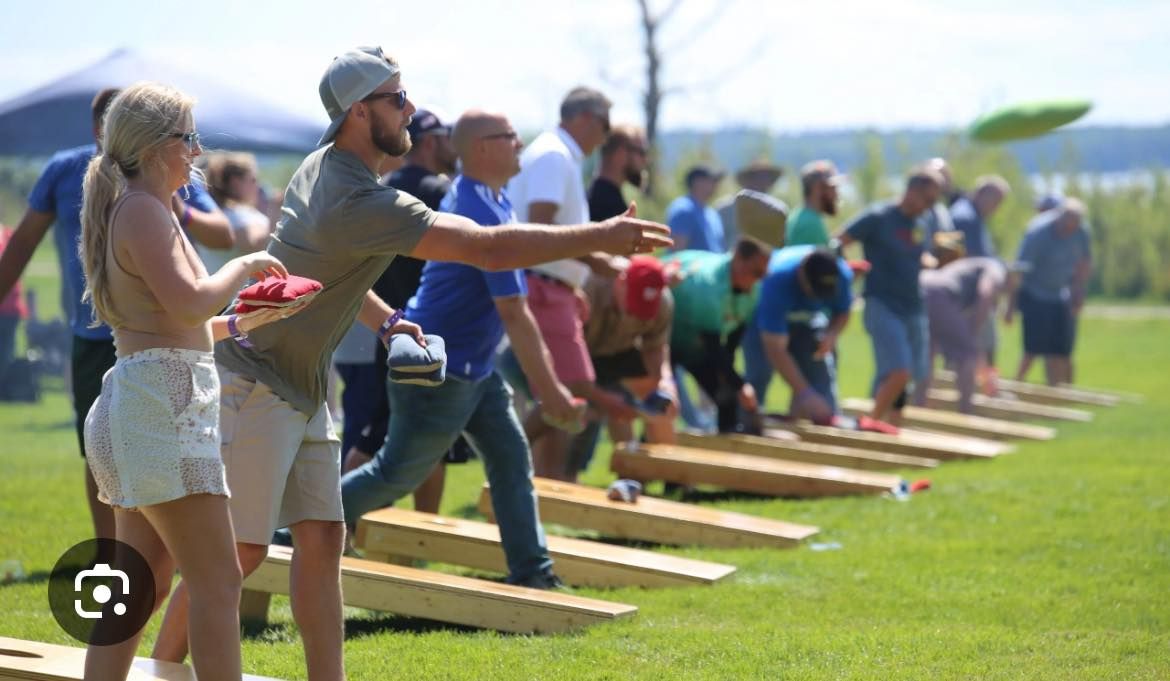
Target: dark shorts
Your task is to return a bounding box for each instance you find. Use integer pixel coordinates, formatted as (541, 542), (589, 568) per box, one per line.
(72, 336), (118, 457)
(1019, 289), (1074, 356)
(590, 348), (648, 386)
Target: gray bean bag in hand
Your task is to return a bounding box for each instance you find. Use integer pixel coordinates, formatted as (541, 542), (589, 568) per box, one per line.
(387, 334), (447, 387)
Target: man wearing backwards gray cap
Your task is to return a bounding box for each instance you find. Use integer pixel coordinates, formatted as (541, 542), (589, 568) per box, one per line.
(153, 46), (671, 680)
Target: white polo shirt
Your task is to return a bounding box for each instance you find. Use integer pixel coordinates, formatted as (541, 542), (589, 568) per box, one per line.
(508, 126), (592, 289)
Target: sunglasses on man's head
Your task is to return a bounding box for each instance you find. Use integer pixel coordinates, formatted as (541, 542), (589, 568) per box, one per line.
(480, 130), (519, 142)
(169, 131), (201, 150)
(363, 90), (408, 110)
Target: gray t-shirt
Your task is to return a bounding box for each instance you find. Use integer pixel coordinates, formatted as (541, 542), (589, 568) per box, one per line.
(844, 202), (927, 316)
(921, 257), (1005, 308)
(1015, 211), (1091, 302)
(216, 146), (436, 415)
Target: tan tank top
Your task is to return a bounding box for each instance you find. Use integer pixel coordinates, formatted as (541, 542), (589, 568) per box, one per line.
(103, 191), (208, 348)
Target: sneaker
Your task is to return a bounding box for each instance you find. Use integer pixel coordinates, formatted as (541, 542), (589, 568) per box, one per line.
(511, 571), (567, 590)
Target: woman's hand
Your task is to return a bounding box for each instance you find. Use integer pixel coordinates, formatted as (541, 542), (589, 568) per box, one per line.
(235, 251), (289, 281)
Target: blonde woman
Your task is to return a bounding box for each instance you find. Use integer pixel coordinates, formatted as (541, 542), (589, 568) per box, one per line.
(79, 82), (302, 680)
(199, 152), (274, 272)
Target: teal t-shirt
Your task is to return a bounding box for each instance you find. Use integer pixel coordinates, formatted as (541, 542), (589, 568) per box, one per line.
(786, 206), (830, 247)
(660, 250), (759, 362)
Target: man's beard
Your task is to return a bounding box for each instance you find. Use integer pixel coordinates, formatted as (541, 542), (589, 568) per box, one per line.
(820, 193), (838, 216)
(624, 164), (644, 188)
(371, 117), (411, 157)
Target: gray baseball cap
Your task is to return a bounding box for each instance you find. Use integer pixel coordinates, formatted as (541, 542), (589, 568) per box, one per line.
(318, 46), (400, 146)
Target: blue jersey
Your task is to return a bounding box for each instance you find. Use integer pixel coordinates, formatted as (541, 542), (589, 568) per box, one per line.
(756, 245), (853, 335)
(405, 176), (527, 381)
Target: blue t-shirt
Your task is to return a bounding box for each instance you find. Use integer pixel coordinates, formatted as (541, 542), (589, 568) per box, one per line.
(405, 176), (526, 381)
(27, 144), (217, 339)
(949, 196), (996, 258)
(27, 145), (106, 339)
(1016, 211), (1092, 302)
(756, 245), (853, 335)
(666, 195), (725, 253)
(844, 202), (926, 316)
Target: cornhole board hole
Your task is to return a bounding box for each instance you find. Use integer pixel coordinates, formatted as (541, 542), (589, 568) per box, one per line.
(931, 369), (1118, 408)
(1057, 382), (1142, 404)
(765, 417), (1009, 461)
(240, 546), (635, 635)
(0, 635), (283, 681)
(611, 443), (902, 498)
(840, 398), (1056, 442)
(676, 431), (939, 471)
(355, 508), (735, 589)
(478, 478), (818, 549)
(925, 388), (1092, 423)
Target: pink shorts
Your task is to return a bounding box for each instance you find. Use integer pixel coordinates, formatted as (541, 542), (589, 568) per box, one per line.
(525, 273), (595, 393)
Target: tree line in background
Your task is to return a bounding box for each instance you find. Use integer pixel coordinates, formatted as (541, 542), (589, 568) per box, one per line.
(1, 132), (1167, 301)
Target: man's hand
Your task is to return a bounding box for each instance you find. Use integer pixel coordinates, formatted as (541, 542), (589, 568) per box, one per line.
(593, 388), (639, 422)
(737, 383), (759, 413)
(792, 386), (832, 423)
(542, 383), (586, 432)
(1002, 306), (1014, 325)
(386, 319), (426, 347)
(599, 203), (673, 256)
(813, 332), (839, 361)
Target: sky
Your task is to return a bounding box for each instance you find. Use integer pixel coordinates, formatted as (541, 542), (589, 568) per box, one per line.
(1, 0), (1168, 134)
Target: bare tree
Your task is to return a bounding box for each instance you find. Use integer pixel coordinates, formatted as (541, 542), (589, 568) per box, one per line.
(632, 0), (766, 197)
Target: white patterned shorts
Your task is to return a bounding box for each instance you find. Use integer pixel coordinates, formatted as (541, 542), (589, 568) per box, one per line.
(84, 348), (229, 510)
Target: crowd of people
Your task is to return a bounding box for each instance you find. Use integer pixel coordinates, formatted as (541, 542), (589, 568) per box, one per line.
(0, 43), (1093, 681)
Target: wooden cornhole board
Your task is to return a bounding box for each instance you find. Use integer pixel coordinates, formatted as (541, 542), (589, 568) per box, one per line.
(355, 508), (736, 588)
(765, 417), (1010, 461)
(932, 369), (1118, 407)
(676, 431), (939, 470)
(611, 443), (902, 498)
(478, 478), (818, 549)
(0, 635), (282, 681)
(240, 546), (635, 635)
(1057, 382), (1142, 404)
(840, 398), (1056, 442)
(925, 388), (1092, 423)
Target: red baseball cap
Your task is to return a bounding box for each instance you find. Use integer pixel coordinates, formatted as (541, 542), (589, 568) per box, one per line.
(624, 256), (667, 320)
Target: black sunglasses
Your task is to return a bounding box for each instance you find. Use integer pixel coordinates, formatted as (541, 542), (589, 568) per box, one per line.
(363, 90), (408, 110)
(480, 131), (519, 141)
(168, 131), (201, 149)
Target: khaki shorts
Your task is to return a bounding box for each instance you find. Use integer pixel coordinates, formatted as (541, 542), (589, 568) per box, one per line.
(218, 366), (342, 545)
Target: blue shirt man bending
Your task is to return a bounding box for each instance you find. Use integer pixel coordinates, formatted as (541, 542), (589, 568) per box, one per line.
(340, 110), (583, 589)
(755, 246), (853, 422)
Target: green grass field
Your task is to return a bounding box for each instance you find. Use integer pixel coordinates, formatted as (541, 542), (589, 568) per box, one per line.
(1, 241), (1168, 679)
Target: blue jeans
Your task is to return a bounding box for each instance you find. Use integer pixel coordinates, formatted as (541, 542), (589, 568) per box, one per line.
(743, 311), (839, 415)
(741, 312), (772, 410)
(0, 316), (17, 387)
(863, 297), (929, 396)
(339, 370), (552, 583)
(335, 361), (384, 457)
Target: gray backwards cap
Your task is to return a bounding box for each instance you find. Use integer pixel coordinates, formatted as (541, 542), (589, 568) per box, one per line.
(318, 46), (400, 146)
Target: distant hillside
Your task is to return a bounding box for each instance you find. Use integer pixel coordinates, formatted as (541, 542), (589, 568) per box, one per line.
(656, 125), (1170, 176)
